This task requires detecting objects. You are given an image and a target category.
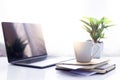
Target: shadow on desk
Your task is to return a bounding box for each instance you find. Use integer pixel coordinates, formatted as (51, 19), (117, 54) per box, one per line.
(7, 65), (46, 80)
(6, 64), (116, 80)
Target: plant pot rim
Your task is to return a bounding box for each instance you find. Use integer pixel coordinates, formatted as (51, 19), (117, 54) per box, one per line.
(87, 40), (103, 43)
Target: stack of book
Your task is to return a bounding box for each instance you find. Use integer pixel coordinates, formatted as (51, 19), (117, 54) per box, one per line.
(56, 58), (115, 75)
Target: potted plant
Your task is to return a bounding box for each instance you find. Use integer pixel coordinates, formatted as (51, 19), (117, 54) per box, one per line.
(80, 17), (114, 58)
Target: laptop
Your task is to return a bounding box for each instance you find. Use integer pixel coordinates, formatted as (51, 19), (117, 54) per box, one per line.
(1, 22), (74, 68)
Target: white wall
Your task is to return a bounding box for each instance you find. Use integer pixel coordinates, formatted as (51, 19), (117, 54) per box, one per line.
(0, 0), (120, 56)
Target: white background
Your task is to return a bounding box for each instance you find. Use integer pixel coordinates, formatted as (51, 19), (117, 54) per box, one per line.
(0, 0), (120, 56)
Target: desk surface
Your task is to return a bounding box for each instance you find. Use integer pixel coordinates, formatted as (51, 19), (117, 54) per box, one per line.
(0, 57), (120, 80)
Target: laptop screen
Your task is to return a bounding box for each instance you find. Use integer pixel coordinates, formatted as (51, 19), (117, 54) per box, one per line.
(2, 22), (47, 62)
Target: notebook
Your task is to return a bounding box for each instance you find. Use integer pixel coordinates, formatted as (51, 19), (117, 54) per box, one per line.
(56, 58), (115, 74)
(56, 58), (109, 69)
(1, 22), (73, 68)
(56, 63), (116, 74)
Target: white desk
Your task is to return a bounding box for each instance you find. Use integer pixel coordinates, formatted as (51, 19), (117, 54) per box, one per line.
(0, 57), (120, 80)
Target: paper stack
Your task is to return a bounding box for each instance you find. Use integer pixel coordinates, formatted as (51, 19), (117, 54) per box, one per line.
(56, 58), (115, 75)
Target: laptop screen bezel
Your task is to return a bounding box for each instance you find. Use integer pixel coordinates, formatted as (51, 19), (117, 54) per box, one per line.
(1, 22), (48, 63)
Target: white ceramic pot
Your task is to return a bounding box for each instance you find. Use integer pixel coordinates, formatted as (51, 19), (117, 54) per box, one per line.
(73, 40), (103, 62)
(93, 41), (103, 58)
(74, 41), (96, 62)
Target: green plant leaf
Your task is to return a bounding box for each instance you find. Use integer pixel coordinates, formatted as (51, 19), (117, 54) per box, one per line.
(82, 25), (91, 33)
(80, 16), (114, 43)
(104, 24), (114, 28)
(80, 19), (91, 27)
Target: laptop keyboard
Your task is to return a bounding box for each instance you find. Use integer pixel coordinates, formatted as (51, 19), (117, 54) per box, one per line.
(28, 57), (74, 67)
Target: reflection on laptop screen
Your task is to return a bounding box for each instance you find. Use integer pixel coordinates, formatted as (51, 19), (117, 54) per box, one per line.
(2, 22), (47, 62)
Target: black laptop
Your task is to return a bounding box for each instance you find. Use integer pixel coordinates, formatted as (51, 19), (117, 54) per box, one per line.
(1, 22), (73, 68)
